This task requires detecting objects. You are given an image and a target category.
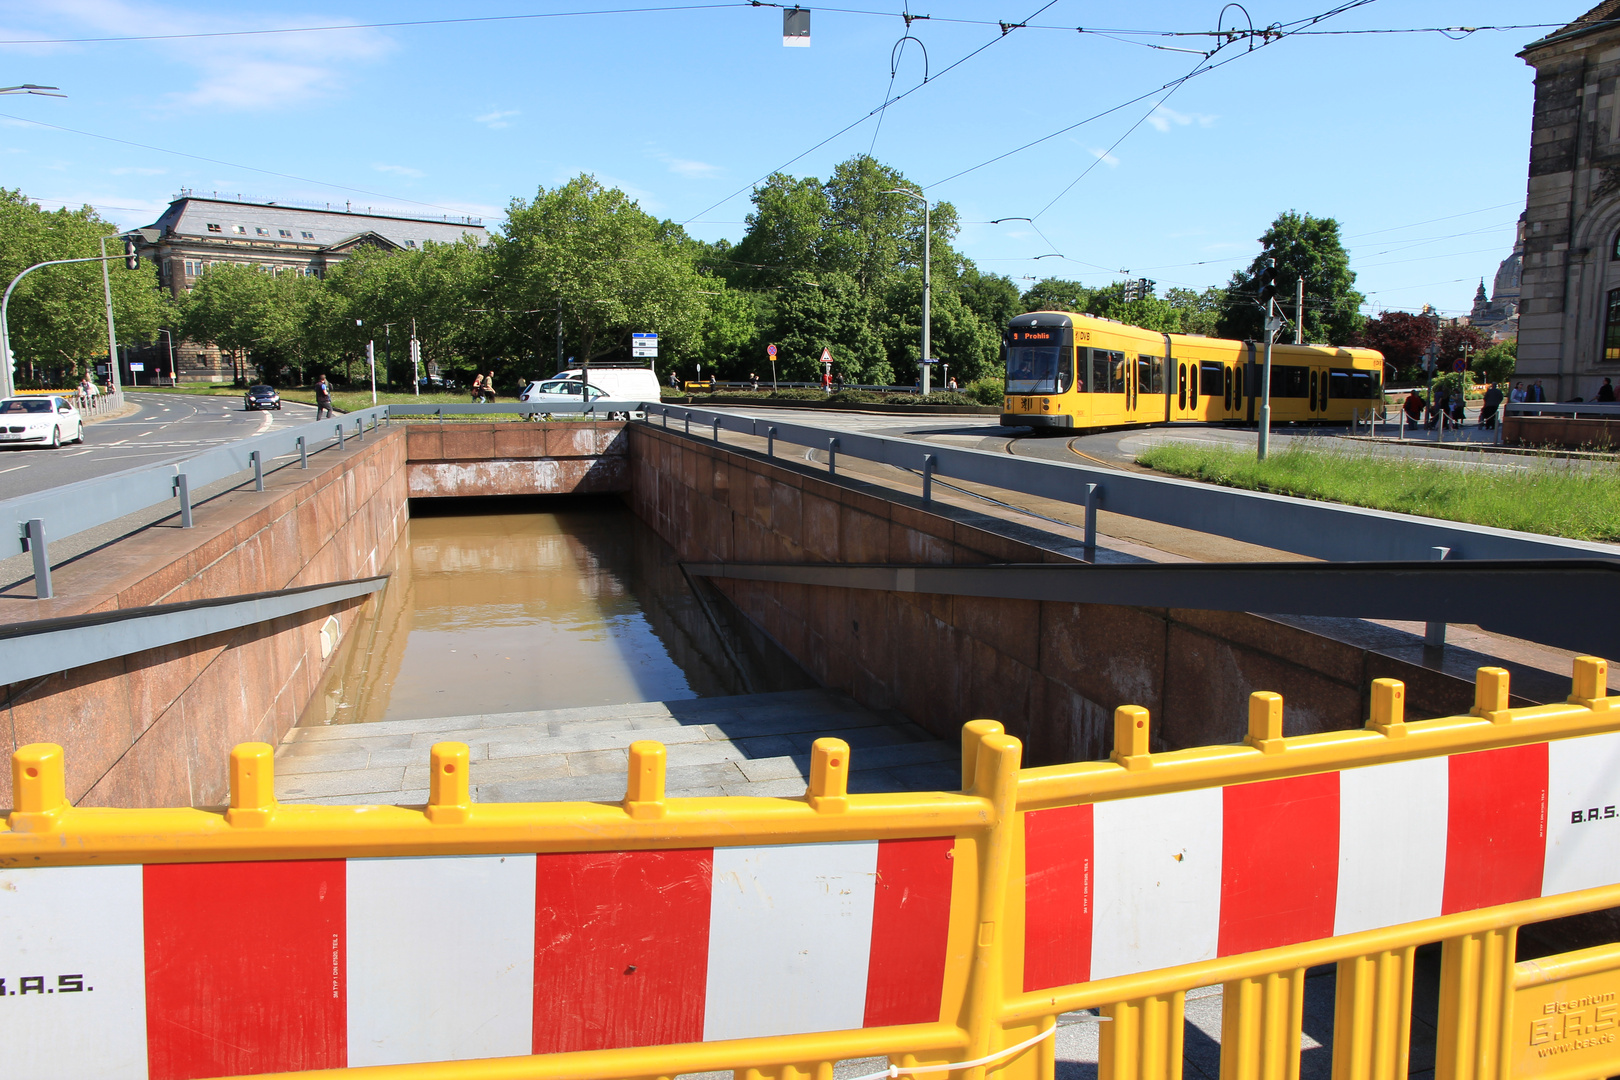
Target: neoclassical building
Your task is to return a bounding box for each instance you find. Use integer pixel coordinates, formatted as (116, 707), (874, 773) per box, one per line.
(1518, 3), (1620, 398)
(1468, 216), (1523, 341)
(129, 193), (488, 382)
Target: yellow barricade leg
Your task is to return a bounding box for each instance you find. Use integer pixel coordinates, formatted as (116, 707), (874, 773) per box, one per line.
(1221, 968), (1305, 1080)
(1098, 992), (1187, 1080)
(735, 1064), (831, 1080)
(1436, 927), (1516, 1080)
(1332, 947), (1415, 1080)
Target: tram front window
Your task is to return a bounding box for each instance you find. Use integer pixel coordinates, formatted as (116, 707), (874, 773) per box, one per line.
(1006, 346), (1071, 394)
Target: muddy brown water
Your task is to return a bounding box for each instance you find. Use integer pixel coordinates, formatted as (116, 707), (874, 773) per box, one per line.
(304, 495), (810, 725)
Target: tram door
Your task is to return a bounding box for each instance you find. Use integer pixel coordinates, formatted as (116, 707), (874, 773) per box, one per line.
(1309, 369), (1319, 417)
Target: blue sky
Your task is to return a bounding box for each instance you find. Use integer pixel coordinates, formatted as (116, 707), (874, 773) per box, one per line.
(0, 1), (1588, 317)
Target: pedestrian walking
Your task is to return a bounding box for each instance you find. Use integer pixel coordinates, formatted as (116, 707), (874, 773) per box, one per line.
(470, 373), (485, 403)
(749, 372), (760, 391)
(1427, 388), (1446, 430)
(1598, 377), (1616, 403)
(1403, 389), (1424, 424)
(1511, 381), (1526, 403)
(1480, 383), (1503, 429)
(1530, 380), (1547, 403)
(314, 374), (333, 419)
(484, 371), (498, 403)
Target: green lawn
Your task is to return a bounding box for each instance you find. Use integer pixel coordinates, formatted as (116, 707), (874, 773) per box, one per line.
(1135, 441), (1620, 542)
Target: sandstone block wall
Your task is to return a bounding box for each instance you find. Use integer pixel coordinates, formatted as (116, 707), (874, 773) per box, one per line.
(406, 422), (628, 498)
(0, 429), (408, 809)
(629, 424), (1489, 767)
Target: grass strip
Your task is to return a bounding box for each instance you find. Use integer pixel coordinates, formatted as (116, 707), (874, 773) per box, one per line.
(1135, 441), (1620, 542)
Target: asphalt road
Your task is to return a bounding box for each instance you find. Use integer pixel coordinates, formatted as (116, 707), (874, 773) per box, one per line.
(0, 391), (320, 501)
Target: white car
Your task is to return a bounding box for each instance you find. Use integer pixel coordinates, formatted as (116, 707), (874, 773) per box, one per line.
(0, 395), (83, 448)
(518, 377), (645, 421)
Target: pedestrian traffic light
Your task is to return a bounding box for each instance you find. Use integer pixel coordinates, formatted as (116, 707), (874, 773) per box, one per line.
(124, 238), (140, 270)
(1257, 259), (1277, 308)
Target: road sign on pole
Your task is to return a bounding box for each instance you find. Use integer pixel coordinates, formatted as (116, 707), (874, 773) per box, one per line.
(632, 332), (658, 358)
(766, 344), (777, 357)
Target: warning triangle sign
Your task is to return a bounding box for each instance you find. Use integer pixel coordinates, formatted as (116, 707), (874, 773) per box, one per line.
(819, 347), (833, 364)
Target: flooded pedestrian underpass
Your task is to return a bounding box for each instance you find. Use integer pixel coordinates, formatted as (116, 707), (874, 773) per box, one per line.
(305, 495), (813, 726)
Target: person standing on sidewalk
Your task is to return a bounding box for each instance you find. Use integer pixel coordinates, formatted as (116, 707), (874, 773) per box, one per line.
(315, 374), (333, 419)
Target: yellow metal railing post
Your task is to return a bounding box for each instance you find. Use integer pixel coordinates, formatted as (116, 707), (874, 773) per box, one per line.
(1436, 927), (1517, 1080)
(1099, 992), (1187, 1080)
(1472, 668), (1512, 724)
(425, 741), (472, 824)
(1221, 968), (1306, 1080)
(1332, 947), (1415, 1080)
(624, 740), (667, 820)
(1568, 656), (1612, 710)
(225, 742), (276, 827)
(1246, 692), (1286, 754)
(961, 719), (1005, 790)
(963, 729), (1026, 1080)
(1111, 705), (1152, 771)
(1367, 679), (1405, 737)
(806, 738), (850, 814)
(8, 742), (68, 832)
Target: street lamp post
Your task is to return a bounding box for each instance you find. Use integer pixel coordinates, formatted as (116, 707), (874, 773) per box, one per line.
(883, 187), (932, 395)
(155, 328), (176, 385)
(98, 234), (122, 395)
(2, 248), (139, 398)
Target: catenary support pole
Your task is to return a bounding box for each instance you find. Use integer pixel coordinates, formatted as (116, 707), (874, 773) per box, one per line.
(1296, 277), (1305, 345)
(99, 235), (121, 395)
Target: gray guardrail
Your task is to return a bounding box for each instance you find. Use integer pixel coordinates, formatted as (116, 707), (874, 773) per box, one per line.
(6, 398), (1617, 604)
(648, 403), (1620, 564)
(1506, 401), (1620, 418)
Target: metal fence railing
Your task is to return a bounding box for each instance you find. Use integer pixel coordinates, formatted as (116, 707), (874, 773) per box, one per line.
(6, 400), (1619, 604)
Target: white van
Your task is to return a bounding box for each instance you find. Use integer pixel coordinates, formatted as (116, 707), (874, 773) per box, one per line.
(518, 365), (660, 419)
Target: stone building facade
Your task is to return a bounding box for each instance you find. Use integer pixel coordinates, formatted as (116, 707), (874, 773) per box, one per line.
(1518, 3), (1620, 399)
(129, 193), (488, 383)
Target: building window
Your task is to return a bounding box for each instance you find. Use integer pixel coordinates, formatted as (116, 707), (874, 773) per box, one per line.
(301, 230), (314, 239)
(278, 228), (292, 237)
(1606, 288), (1620, 360)
(184, 259), (203, 277)
(207, 223), (222, 232)
(405, 239), (417, 249)
(255, 227), (269, 236)
(234, 225), (247, 234)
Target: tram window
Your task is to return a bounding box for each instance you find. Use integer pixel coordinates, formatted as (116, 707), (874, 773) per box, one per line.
(1200, 362), (1224, 401)
(1136, 355), (1157, 395)
(1056, 347), (1074, 393)
(1089, 349), (1124, 394)
(1007, 345), (1064, 394)
(1189, 361), (1199, 402)
(1328, 368), (1376, 399)
(1269, 365), (1309, 398)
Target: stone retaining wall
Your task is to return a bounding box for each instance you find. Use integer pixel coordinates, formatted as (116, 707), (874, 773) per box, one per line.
(406, 422), (628, 498)
(0, 430), (407, 808)
(628, 424), (1493, 766)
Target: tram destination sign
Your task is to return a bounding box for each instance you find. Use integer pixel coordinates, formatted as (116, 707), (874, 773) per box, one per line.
(1009, 328), (1061, 345)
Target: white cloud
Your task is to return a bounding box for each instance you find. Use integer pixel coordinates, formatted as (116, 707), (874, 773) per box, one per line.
(373, 162), (425, 178)
(1089, 148), (1120, 168)
(475, 109), (520, 130)
(1147, 103), (1217, 133)
(664, 156), (721, 179)
(11, 0), (392, 112)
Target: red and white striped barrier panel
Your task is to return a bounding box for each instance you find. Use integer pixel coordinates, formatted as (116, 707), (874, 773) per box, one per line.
(0, 837), (954, 1080)
(1024, 733), (1620, 991)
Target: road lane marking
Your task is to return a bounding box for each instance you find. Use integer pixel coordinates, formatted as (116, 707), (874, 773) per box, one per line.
(0, 463), (28, 474)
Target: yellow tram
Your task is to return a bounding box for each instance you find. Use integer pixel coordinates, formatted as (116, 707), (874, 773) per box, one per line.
(1001, 311), (1386, 432)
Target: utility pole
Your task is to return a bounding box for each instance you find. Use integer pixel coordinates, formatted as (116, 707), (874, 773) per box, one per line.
(556, 298), (564, 374)
(1295, 277), (1305, 345)
(411, 317), (420, 396)
(98, 234), (121, 394)
(1257, 259), (1280, 461)
(366, 339), (377, 405)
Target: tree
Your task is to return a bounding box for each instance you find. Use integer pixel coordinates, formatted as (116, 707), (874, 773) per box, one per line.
(0, 188), (170, 385)
(1217, 211), (1365, 345)
(1473, 338), (1516, 387)
(1164, 286), (1224, 336)
(1085, 281), (1183, 333)
(488, 176), (712, 377)
(1437, 323), (1490, 373)
(325, 239), (483, 385)
(1358, 311), (1436, 380)
(1021, 277), (1091, 314)
(958, 267), (1021, 337)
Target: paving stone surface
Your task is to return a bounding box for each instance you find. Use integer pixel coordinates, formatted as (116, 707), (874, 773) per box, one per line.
(276, 689), (956, 804)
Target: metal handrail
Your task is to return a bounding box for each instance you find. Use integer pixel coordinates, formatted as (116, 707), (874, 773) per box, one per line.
(1506, 401), (1620, 418)
(651, 402), (1620, 563)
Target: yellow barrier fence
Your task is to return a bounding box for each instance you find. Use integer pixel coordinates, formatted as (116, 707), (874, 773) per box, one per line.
(3, 659), (1620, 1080)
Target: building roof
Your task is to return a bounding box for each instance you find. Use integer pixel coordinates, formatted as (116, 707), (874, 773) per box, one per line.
(1525, 1), (1620, 52)
(144, 195), (489, 250)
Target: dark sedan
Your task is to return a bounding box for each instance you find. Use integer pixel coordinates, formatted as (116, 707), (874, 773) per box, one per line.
(244, 385), (282, 411)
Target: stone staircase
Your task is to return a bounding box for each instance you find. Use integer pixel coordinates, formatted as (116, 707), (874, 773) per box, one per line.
(274, 689), (959, 805)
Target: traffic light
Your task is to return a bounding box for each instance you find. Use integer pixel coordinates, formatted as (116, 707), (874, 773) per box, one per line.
(124, 238), (139, 270)
(1123, 279), (1140, 303)
(1256, 259), (1277, 309)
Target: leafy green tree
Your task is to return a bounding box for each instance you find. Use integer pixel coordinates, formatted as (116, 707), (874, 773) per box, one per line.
(1437, 323), (1491, 372)
(487, 176), (711, 376)
(765, 272), (885, 383)
(1021, 277), (1091, 314)
(0, 188), (170, 384)
(1217, 211), (1365, 345)
(958, 267), (1021, 337)
(325, 239), (483, 386)
(1085, 281), (1183, 333)
(1163, 286), (1224, 336)
(177, 263), (272, 383)
(1473, 338), (1516, 387)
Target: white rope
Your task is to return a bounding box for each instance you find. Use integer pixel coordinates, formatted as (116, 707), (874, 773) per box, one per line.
(841, 1020), (1060, 1080)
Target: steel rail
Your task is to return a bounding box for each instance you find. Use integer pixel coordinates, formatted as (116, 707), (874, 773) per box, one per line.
(0, 574), (388, 686)
(684, 558), (1620, 659)
(653, 403), (1620, 562)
